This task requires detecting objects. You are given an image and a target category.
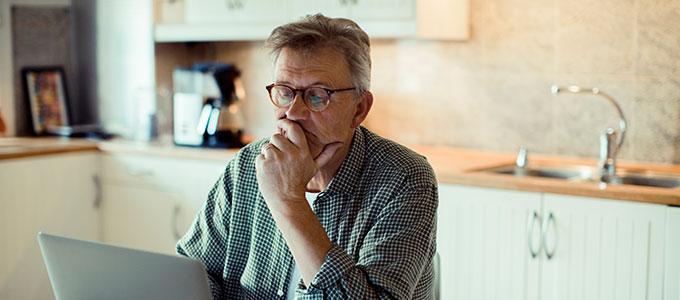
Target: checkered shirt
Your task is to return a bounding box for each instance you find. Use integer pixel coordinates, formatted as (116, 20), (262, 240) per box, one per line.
(177, 126), (438, 299)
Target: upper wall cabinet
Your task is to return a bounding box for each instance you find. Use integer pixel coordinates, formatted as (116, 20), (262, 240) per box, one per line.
(154, 0), (469, 42)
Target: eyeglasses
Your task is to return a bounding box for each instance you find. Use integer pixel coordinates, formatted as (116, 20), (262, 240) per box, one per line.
(265, 83), (356, 112)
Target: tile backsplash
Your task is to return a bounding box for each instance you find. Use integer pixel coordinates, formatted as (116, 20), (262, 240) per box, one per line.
(155, 0), (680, 164)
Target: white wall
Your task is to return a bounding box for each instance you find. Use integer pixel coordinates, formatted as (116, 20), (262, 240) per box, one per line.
(96, 0), (155, 139)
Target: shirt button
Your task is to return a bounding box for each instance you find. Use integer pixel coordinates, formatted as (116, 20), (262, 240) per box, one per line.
(277, 289), (284, 297)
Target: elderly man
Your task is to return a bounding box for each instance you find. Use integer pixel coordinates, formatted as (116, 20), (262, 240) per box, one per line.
(177, 14), (438, 299)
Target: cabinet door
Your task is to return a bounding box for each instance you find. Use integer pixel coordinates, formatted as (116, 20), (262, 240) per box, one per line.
(540, 194), (666, 300)
(101, 154), (227, 254)
(352, 0), (414, 21)
(185, 0), (288, 24)
(665, 206), (680, 300)
(0, 153), (101, 300)
(437, 184), (542, 300)
(288, 0), (352, 20)
(102, 184), (187, 255)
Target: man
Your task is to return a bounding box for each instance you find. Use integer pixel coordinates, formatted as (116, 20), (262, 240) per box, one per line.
(177, 14), (438, 299)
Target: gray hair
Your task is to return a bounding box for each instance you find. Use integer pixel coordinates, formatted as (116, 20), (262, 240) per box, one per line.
(265, 14), (371, 95)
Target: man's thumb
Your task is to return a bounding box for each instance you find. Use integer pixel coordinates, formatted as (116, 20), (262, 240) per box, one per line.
(314, 143), (343, 169)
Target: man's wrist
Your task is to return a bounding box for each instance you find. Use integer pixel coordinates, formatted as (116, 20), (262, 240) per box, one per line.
(269, 197), (312, 219)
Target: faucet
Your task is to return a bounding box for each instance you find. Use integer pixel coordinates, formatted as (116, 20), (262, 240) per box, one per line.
(550, 85), (627, 183)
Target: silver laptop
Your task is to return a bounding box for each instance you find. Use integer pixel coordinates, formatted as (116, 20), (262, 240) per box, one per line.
(37, 232), (212, 300)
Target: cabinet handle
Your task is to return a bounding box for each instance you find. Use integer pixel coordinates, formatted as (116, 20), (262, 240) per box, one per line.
(226, 0), (243, 10)
(541, 212), (557, 260)
(92, 174), (102, 209)
(526, 210), (542, 258)
(127, 168), (154, 177)
(171, 205), (182, 240)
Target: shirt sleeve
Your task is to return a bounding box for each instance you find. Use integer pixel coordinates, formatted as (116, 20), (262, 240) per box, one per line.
(297, 182), (438, 299)
(176, 165), (232, 298)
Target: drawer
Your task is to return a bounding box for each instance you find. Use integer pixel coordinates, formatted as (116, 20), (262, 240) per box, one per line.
(101, 154), (227, 202)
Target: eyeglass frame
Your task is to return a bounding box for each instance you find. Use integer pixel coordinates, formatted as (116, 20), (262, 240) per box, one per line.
(265, 83), (357, 112)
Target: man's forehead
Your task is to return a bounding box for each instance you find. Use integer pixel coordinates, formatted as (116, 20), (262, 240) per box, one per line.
(276, 47), (344, 66)
(274, 47), (350, 84)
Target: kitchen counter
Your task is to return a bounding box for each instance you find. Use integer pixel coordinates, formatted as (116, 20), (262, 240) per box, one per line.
(0, 137), (99, 159)
(410, 145), (680, 206)
(2, 137), (679, 206)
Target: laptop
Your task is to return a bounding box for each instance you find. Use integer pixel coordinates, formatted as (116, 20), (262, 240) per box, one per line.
(37, 232), (212, 300)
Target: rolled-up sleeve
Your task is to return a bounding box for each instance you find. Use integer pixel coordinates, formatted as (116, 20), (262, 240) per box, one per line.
(176, 166), (232, 298)
(297, 182), (438, 299)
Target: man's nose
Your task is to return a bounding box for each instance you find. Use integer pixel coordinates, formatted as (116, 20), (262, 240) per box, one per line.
(285, 92), (309, 120)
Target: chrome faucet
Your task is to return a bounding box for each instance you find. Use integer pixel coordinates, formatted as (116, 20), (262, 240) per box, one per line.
(550, 85), (627, 183)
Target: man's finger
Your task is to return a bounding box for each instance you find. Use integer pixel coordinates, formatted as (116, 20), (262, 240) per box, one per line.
(276, 119), (308, 150)
(255, 153), (265, 171)
(269, 133), (295, 153)
(260, 142), (281, 159)
(314, 142), (343, 169)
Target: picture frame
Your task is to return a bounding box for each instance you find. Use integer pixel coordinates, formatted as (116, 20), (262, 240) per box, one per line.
(22, 66), (71, 135)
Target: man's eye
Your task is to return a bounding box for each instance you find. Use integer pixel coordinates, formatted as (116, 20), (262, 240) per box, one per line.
(309, 94), (324, 104)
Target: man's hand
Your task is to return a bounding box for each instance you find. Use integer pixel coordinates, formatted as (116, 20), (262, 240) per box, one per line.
(255, 119), (318, 215)
(255, 119), (340, 286)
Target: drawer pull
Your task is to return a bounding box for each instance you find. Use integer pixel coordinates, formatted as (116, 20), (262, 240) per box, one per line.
(127, 168), (154, 177)
(541, 212), (557, 260)
(526, 210), (542, 259)
(171, 205), (182, 240)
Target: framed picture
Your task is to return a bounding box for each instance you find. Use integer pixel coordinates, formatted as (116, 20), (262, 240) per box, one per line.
(22, 66), (70, 135)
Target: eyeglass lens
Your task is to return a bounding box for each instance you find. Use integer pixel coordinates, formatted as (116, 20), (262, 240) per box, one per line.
(270, 86), (330, 111)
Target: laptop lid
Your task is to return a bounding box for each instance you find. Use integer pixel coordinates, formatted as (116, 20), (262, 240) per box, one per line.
(37, 232), (212, 300)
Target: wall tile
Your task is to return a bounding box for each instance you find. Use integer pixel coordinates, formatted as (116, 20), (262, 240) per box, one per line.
(11, 6), (72, 136)
(636, 0), (680, 77)
(472, 74), (556, 154)
(555, 0), (636, 75)
(476, 0), (556, 73)
(630, 77), (680, 163)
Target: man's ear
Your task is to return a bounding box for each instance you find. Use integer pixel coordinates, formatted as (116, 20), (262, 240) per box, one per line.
(351, 91), (373, 128)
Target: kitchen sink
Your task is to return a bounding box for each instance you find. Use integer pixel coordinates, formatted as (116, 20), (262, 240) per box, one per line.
(478, 164), (680, 189)
(607, 172), (680, 188)
(488, 165), (592, 181)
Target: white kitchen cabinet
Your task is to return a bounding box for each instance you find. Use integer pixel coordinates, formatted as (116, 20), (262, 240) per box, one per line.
(100, 153), (228, 254)
(155, 0), (469, 42)
(540, 194), (666, 300)
(665, 206), (680, 300)
(0, 153), (101, 300)
(185, 0), (288, 24)
(288, 0), (414, 21)
(102, 184), (187, 254)
(289, 0), (416, 38)
(438, 184), (542, 300)
(438, 184), (668, 300)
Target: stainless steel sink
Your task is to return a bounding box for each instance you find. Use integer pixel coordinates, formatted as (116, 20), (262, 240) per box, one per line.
(609, 172), (680, 188)
(478, 164), (680, 189)
(487, 165), (592, 181)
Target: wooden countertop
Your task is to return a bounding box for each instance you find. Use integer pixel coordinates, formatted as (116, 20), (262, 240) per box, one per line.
(0, 137), (99, 159)
(2, 137), (679, 206)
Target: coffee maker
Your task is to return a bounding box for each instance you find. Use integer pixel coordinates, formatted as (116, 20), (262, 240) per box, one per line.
(173, 63), (245, 148)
